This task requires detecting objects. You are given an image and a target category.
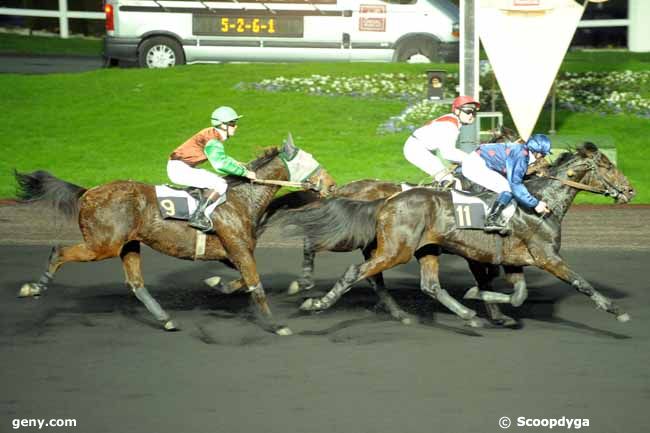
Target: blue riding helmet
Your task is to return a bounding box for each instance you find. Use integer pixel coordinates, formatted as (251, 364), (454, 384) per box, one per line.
(526, 134), (552, 156)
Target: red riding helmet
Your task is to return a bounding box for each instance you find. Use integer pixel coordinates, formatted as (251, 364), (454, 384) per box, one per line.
(452, 95), (481, 111)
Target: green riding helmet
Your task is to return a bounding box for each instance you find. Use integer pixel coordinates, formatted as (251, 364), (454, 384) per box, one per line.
(211, 106), (243, 127)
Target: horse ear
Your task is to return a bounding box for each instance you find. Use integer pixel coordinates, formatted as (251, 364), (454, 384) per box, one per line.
(283, 132), (298, 157)
(578, 141), (598, 158)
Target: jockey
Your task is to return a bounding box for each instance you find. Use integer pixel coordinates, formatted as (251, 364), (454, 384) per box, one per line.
(167, 106), (256, 232)
(461, 133), (553, 234)
(403, 95), (480, 187)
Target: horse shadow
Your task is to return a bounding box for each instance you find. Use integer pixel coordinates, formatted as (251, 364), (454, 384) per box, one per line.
(2, 257), (631, 341)
(284, 257), (631, 339)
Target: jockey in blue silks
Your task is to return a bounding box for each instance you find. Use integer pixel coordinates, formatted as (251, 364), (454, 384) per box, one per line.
(461, 134), (553, 234)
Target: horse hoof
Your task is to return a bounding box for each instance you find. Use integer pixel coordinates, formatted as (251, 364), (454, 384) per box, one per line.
(204, 276), (222, 289)
(400, 316), (415, 325)
(463, 286), (480, 300)
(163, 320), (179, 331)
(492, 317), (518, 328)
(18, 283), (44, 298)
(616, 313), (630, 323)
(275, 326), (293, 336)
(300, 298), (315, 311)
(465, 317), (488, 328)
(288, 280), (301, 295)
(300, 298), (324, 311)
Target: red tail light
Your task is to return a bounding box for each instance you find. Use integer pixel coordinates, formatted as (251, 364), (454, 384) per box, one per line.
(105, 4), (114, 32)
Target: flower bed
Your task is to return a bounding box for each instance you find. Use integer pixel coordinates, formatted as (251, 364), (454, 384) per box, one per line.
(241, 70), (650, 134)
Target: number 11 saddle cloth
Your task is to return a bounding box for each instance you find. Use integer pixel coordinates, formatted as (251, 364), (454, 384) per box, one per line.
(450, 190), (516, 230)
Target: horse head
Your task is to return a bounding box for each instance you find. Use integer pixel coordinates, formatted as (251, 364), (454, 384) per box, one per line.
(555, 142), (635, 204)
(281, 133), (336, 197)
(487, 125), (519, 143)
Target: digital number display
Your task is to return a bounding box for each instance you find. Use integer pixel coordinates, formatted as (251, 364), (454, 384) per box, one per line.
(193, 14), (304, 38)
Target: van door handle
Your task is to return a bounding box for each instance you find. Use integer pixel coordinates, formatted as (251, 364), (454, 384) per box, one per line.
(342, 33), (350, 49)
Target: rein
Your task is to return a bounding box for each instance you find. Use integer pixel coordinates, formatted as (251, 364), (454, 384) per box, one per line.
(535, 155), (622, 198)
(252, 179), (313, 189)
(541, 174), (611, 195)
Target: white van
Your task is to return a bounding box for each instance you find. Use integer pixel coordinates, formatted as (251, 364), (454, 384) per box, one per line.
(103, 0), (459, 68)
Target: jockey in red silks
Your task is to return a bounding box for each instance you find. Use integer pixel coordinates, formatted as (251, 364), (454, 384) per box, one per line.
(403, 95), (480, 187)
(462, 133), (553, 234)
(167, 106), (256, 232)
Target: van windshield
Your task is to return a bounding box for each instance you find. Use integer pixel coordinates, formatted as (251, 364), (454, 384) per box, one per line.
(423, 0), (459, 20)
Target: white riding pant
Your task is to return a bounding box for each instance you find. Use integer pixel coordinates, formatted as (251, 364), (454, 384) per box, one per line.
(461, 152), (511, 194)
(166, 160), (228, 195)
(403, 137), (454, 183)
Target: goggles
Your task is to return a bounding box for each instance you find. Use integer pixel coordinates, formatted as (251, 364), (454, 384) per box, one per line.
(459, 107), (477, 115)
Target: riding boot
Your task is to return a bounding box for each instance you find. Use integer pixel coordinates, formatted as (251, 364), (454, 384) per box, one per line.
(484, 201), (508, 234)
(188, 190), (220, 232)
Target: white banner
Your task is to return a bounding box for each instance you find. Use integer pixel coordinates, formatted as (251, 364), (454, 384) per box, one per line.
(478, 0), (585, 140)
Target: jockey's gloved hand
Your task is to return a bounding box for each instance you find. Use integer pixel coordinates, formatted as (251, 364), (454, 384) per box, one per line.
(535, 200), (550, 215)
(245, 170), (257, 180)
(439, 176), (460, 190)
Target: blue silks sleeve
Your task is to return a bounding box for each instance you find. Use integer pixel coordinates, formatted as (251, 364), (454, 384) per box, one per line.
(506, 148), (539, 209)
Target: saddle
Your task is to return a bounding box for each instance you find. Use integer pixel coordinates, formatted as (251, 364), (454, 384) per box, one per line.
(450, 190), (516, 230)
(154, 185), (226, 221)
(400, 180), (516, 231)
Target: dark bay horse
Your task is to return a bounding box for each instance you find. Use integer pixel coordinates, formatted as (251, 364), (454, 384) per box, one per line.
(209, 128), (528, 326)
(15, 137), (336, 335)
(274, 143), (635, 326)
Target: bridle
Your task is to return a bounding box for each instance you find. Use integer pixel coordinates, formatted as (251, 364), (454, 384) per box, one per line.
(536, 152), (625, 199)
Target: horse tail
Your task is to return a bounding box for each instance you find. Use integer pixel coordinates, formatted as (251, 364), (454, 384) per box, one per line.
(266, 197), (384, 251)
(14, 170), (87, 220)
(256, 190), (321, 237)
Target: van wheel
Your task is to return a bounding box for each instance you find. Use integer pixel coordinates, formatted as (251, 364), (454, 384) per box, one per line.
(394, 37), (440, 63)
(138, 36), (185, 69)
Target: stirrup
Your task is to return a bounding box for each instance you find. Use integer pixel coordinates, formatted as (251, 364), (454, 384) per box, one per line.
(188, 214), (213, 232)
(484, 223), (510, 236)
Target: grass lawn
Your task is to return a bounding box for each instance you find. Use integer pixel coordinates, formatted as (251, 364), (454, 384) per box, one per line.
(0, 36), (647, 204)
(0, 33), (102, 56)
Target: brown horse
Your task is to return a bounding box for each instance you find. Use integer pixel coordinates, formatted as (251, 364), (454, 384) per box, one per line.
(274, 143), (635, 326)
(15, 137), (336, 335)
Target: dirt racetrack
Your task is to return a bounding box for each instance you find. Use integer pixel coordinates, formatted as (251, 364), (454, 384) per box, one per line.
(0, 202), (649, 433)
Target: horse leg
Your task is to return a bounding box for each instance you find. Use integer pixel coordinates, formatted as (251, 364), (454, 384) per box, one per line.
(120, 241), (177, 331)
(288, 238), (316, 295)
(205, 276), (246, 294)
(418, 255), (487, 328)
(300, 243), (412, 312)
(464, 263), (529, 307)
(463, 260), (516, 326)
(228, 246), (292, 336)
(362, 248), (414, 325)
(18, 243), (99, 297)
(504, 267), (528, 307)
(463, 259), (511, 303)
(534, 251), (629, 322)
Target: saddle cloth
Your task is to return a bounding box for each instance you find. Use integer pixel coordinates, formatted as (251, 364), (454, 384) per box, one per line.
(401, 183), (516, 230)
(451, 190), (516, 229)
(154, 185), (226, 220)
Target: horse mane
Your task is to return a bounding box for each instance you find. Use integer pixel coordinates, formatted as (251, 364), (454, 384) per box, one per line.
(524, 141), (600, 193)
(224, 147), (280, 187)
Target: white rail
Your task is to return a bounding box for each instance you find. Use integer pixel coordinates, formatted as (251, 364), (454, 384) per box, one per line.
(0, 0), (104, 39)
